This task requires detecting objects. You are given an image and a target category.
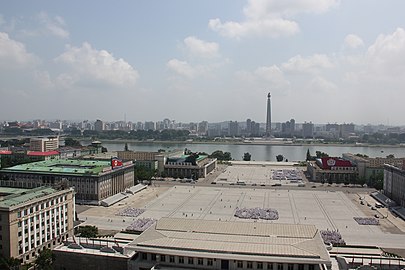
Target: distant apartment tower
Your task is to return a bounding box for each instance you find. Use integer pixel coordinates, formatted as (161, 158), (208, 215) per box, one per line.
(246, 119), (252, 135)
(207, 124), (221, 137)
(228, 121), (239, 137)
(30, 136), (59, 152)
(94, 119), (104, 132)
(0, 186), (75, 263)
(144, 121), (155, 131)
(266, 92), (272, 137)
(251, 121), (260, 136)
(281, 119), (295, 137)
(302, 122), (314, 138)
(49, 121), (62, 130)
(340, 123), (355, 138)
(197, 121), (208, 135)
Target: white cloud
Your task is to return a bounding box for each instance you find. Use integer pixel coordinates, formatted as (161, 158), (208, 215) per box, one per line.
(209, 0), (339, 39)
(366, 27), (405, 76)
(0, 32), (37, 69)
(167, 59), (206, 79)
(254, 65), (290, 88)
(346, 28), (405, 87)
(183, 36), (219, 58)
(33, 70), (54, 89)
(344, 34), (364, 49)
(282, 54), (334, 73)
(36, 12), (69, 39)
(55, 42), (139, 88)
(309, 76), (338, 92)
(209, 18), (299, 39)
(244, 0), (339, 18)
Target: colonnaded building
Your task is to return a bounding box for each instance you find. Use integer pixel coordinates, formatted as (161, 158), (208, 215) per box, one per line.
(0, 186), (75, 263)
(164, 155), (217, 179)
(307, 157), (357, 183)
(125, 218), (331, 270)
(0, 159), (135, 203)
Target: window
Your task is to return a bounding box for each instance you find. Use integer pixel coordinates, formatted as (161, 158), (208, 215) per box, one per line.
(288, 264), (294, 270)
(197, 258), (203, 265)
(188, 257), (194, 264)
(309, 265), (315, 270)
(298, 265), (305, 270)
(237, 261), (243, 268)
(141, 253), (147, 260)
(247, 261), (253, 269)
(160, 255), (165, 262)
(277, 264), (283, 270)
(257, 262), (263, 269)
(151, 254), (156, 261)
(179, 257), (184, 264)
(207, 258), (213, 266)
(169, 256), (175, 263)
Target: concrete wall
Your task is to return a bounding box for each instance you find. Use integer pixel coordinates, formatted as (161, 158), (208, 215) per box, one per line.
(53, 250), (129, 270)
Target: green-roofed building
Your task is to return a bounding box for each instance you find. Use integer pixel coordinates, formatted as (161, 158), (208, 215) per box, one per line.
(0, 159), (135, 203)
(164, 154), (217, 179)
(0, 186), (75, 263)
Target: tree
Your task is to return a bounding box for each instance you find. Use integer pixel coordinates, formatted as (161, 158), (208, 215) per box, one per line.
(358, 177), (366, 187)
(76, 225), (98, 238)
(306, 149), (311, 161)
(386, 154), (395, 159)
(64, 137), (82, 147)
(0, 256), (21, 270)
(243, 152), (251, 161)
(374, 179), (383, 190)
(124, 142), (129, 151)
(134, 166), (155, 183)
(35, 248), (55, 270)
(315, 151), (329, 158)
(276, 154), (284, 162)
(209, 150), (232, 161)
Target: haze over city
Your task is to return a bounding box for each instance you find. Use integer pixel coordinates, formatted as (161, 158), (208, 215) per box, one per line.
(1, 1), (405, 125)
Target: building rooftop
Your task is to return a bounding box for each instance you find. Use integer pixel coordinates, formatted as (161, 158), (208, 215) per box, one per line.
(128, 217), (330, 264)
(27, 150), (59, 156)
(0, 186), (60, 208)
(0, 159), (115, 176)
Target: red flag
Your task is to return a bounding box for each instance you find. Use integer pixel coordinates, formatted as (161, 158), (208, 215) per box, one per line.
(111, 157), (123, 169)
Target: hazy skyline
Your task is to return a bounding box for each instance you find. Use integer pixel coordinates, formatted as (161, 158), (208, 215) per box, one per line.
(1, 1), (405, 125)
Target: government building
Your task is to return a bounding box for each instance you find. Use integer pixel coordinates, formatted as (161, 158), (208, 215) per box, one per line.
(0, 159), (135, 204)
(125, 217), (331, 270)
(0, 186), (75, 263)
(307, 157), (357, 183)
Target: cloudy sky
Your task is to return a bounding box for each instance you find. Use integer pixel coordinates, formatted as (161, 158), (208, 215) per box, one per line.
(1, 0), (405, 125)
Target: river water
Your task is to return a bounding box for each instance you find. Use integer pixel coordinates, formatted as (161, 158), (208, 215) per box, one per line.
(82, 141), (405, 161)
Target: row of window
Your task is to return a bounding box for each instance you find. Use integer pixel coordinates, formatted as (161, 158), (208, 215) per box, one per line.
(17, 197), (68, 218)
(140, 253), (316, 270)
(141, 253), (213, 266)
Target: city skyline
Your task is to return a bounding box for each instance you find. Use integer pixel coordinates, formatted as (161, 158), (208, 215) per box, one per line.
(1, 1), (405, 124)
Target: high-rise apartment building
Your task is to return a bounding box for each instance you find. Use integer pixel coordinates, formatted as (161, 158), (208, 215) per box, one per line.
(302, 122), (314, 138)
(29, 136), (59, 152)
(144, 121), (155, 131)
(94, 119), (104, 132)
(228, 121), (239, 137)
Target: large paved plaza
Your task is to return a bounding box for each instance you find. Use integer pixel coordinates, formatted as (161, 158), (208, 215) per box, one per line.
(79, 185), (405, 249)
(214, 162), (306, 186)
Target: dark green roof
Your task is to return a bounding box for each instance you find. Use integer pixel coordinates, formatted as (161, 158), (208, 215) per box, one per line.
(0, 186), (59, 208)
(1, 159), (112, 176)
